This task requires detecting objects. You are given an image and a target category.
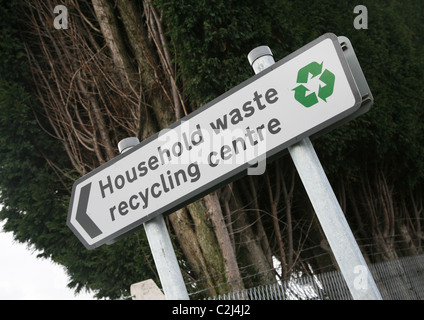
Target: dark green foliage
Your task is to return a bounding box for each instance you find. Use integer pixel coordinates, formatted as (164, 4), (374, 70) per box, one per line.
(0, 0), (157, 299)
(0, 0), (70, 254)
(0, 0), (27, 82)
(155, 0), (293, 105)
(306, 0), (424, 187)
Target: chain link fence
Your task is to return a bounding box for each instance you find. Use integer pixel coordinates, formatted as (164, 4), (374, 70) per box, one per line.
(208, 254), (424, 300)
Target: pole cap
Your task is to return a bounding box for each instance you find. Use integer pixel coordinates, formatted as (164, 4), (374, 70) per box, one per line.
(118, 137), (140, 154)
(247, 46), (273, 66)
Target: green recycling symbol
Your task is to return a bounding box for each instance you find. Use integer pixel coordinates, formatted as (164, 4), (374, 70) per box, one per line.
(293, 61), (335, 108)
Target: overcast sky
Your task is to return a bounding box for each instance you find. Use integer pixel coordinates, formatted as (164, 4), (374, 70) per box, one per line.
(0, 220), (95, 300)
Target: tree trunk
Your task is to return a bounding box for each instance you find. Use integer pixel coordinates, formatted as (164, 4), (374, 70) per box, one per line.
(204, 193), (245, 292)
(228, 184), (276, 286)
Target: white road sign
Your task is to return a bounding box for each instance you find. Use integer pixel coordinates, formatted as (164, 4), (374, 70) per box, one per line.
(67, 33), (363, 249)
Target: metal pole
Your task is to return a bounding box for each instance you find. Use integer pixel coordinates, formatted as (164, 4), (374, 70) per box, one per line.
(118, 138), (189, 300)
(248, 46), (382, 300)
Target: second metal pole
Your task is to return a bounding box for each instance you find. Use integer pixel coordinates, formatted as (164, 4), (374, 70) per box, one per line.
(248, 46), (382, 300)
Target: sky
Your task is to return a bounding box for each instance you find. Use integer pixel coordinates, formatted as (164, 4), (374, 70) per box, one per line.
(0, 220), (95, 300)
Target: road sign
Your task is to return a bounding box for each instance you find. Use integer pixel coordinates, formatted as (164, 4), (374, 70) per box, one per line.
(248, 44), (381, 300)
(67, 33), (364, 249)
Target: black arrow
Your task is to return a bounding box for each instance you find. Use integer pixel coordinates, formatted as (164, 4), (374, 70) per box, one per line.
(76, 183), (102, 239)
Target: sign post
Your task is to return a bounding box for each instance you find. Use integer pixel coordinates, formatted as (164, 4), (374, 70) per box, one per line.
(118, 138), (189, 300)
(247, 43), (382, 300)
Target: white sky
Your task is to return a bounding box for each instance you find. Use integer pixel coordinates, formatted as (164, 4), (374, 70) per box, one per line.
(0, 220), (95, 300)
